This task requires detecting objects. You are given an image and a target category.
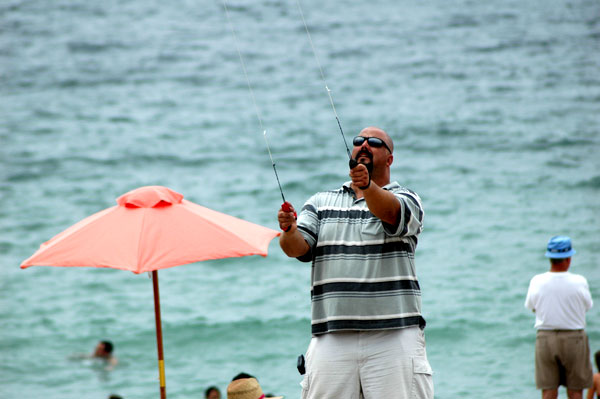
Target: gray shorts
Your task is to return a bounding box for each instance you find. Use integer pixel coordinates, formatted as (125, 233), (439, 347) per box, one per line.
(535, 329), (593, 390)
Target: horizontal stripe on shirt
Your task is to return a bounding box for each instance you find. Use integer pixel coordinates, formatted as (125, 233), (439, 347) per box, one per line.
(312, 279), (421, 296)
(312, 315), (427, 334)
(315, 241), (414, 257)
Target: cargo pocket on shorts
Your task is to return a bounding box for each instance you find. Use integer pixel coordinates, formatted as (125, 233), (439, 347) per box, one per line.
(410, 356), (433, 399)
(300, 373), (310, 399)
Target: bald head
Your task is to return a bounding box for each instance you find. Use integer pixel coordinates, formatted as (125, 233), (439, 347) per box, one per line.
(359, 126), (394, 153)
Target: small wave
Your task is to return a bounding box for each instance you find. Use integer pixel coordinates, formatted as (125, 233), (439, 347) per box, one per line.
(67, 41), (129, 54)
(489, 85), (516, 93)
(574, 175), (600, 189)
(0, 241), (13, 252)
(524, 136), (595, 151)
(431, 164), (474, 175)
(467, 38), (558, 54)
(156, 52), (197, 63)
(57, 76), (127, 89)
(6, 156), (61, 182)
(433, 123), (472, 138)
(328, 47), (369, 59)
(223, 3), (263, 20)
(107, 116), (135, 123)
(55, 3), (108, 17)
(32, 109), (62, 119)
(0, 2), (22, 13)
(574, 94), (600, 103)
(173, 75), (212, 87)
(544, 159), (579, 169)
(483, 12), (518, 23)
(446, 14), (480, 28)
(588, 30), (600, 40)
(294, 21), (340, 35)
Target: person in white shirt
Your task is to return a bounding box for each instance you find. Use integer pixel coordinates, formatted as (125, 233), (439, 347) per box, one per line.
(525, 236), (594, 399)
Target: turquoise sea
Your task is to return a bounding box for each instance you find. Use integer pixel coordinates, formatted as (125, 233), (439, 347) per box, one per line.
(1, 0), (599, 398)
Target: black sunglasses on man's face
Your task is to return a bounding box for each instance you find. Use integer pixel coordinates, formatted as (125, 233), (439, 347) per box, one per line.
(352, 136), (392, 153)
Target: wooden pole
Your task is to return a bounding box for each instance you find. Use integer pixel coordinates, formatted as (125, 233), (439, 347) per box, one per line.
(152, 270), (167, 399)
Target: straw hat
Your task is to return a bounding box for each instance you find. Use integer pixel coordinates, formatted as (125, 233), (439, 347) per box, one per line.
(227, 378), (283, 399)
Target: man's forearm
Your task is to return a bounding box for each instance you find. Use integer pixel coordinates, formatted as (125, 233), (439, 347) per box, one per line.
(362, 183), (400, 225)
(279, 227), (310, 258)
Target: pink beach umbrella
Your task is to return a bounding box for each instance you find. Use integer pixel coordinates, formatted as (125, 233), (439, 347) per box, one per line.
(21, 185), (281, 399)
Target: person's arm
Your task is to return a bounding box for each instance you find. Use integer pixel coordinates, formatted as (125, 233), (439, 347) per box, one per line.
(582, 278), (593, 311)
(349, 164), (400, 225)
(361, 182), (400, 225)
(104, 356), (118, 371)
(586, 383), (593, 399)
(525, 292), (535, 312)
(278, 203), (310, 258)
(68, 353), (91, 360)
(586, 374), (598, 399)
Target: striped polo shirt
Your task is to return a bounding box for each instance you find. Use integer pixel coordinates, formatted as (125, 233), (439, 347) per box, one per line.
(296, 181), (426, 335)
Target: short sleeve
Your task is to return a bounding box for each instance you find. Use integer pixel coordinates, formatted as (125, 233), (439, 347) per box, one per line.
(384, 188), (424, 238)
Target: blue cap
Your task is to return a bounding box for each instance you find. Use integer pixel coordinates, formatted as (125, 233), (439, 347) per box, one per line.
(545, 235), (576, 259)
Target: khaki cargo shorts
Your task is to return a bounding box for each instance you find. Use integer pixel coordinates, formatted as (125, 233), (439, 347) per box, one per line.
(535, 329), (593, 390)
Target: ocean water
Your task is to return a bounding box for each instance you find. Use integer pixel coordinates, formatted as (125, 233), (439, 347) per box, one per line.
(1, 0), (599, 398)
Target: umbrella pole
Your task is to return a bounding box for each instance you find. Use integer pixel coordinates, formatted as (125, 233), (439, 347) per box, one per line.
(152, 270), (167, 399)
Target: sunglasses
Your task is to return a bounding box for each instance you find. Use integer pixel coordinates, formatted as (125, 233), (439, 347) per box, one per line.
(352, 136), (392, 153)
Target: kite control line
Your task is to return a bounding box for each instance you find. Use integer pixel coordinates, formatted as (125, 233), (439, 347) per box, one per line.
(263, 131), (286, 205)
(295, 0), (359, 170)
(263, 131), (296, 229)
(222, 0), (295, 229)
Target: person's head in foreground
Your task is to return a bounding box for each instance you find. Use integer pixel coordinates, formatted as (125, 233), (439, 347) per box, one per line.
(226, 377), (283, 399)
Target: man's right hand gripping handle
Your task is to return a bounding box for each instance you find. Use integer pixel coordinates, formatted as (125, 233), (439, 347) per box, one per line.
(279, 201), (297, 232)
